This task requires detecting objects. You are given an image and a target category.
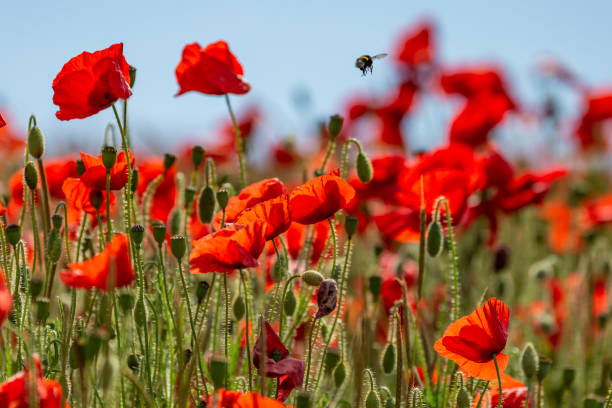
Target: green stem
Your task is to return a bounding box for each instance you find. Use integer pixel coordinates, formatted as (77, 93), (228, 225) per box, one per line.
(105, 172), (112, 242)
(304, 317), (319, 390)
(239, 270), (253, 392)
(36, 158), (52, 241)
(224, 94), (247, 189)
(493, 354), (503, 408)
(223, 271), (230, 387)
(328, 217), (337, 273)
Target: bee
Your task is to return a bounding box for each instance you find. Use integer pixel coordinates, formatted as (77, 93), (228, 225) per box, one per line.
(355, 53), (388, 76)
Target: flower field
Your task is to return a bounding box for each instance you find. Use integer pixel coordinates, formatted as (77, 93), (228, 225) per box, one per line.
(1, 19), (612, 408)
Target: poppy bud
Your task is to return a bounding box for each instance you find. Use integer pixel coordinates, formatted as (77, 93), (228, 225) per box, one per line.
(101, 145), (117, 171)
(24, 162), (38, 190)
(426, 220), (443, 257)
(334, 361), (346, 387)
(302, 270), (324, 287)
(296, 391), (312, 408)
(118, 292), (135, 313)
(134, 298), (147, 328)
(368, 276), (382, 300)
(131, 168), (139, 193)
(283, 289), (297, 316)
(365, 390), (381, 408)
(51, 213), (63, 230)
(198, 186), (216, 224)
(170, 235), (187, 260)
(127, 354), (140, 371)
(232, 295), (245, 321)
(30, 273), (44, 299)
(47, 228), (62, 263)
(35, 298), (50, 324)
(184, 186), (196, 209)
(381, 343), (396, 374)
(163, 153), (176, 174)
(89, 190), (103, 210)
(196, 280), (210, 304)
(130, 224), (145, 246)
(170, 209), (182, 236)
(209, 356), (228, 389)
(494, 245), (510, 273)
(273, 256), (286, 283)
(221, 182), (236, 197)
(76, 159), (86, 176)
(5, 224), (21, 246)
(537, 355), (552, 381)
(521, 342), (538, 379)
(328, 114), (344, 139)
(216, 189), (229, 210)
(192, 145), (205, 169)
(455, 388), (471, 408)
(28, 125), (45, 159)
(562, 367), (575, 387)
(345, 215), (358, 238)
(151, 220), (167, 246)
(316, 279), (338, 318)
(325, 347), (341, 372)
(356, 152), (373, 183)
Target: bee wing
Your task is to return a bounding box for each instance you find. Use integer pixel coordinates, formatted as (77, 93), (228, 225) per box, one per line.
(372, 53), (388, 60)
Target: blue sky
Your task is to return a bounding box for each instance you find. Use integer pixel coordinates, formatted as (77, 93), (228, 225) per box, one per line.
(1, 0), (610, 154)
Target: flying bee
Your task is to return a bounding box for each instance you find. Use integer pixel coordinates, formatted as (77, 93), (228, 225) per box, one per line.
(355, 53), (388, 76)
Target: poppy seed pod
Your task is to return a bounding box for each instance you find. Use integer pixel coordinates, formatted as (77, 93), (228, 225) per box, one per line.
(328, 114), (344, 139)
(170, 235), (187, 260)
(345, 215), (358, 238)
(356, 152), (373, 183)
(5, 224), (21, 246)
(151, 220), (167, 246)
(130, 224), (145, 246)
(24, 162), (38, 190)
(302, 270), (324, 287)
(283, 289), (297, 316)
(426, 220), (443, 257)
(28, 125), (45, 159)
(191, 145), (205, 169)
(51, 213), (63, 230)
(198, 186), (216, 224)
(163, 153), (176, 173)
(128, 65), (137, 87)
(101, 145), (117, 171)
(216, 189), (229, 210)
(316, 279), (338, 318)
(89, 190), (103, 210)
(209, 356), (228, 389)
(381, 343), (396, 374)
(521, 342), (539, 379)
(455, 388), (471, 408)
(365, 389), (381, 408)
(220, 182), (236, 197)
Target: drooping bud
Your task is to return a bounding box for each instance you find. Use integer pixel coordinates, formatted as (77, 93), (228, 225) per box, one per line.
(5, 224), (21, 246)
(232, 295), (245, 320)
(302, 270), (324, 287)
(28, 125), (45, 159)
(170, 235), (187, 260)
(51, 213), (63, 230)
(345, 215), (358, 238)
(151, 220), (167, 246)
(334, 361), (346, 387)
(101, 146), (117, 171)
(89, 190), (103, 211)
(24, 162), (38, 190)
(198, 186), (216, 224)
(128, 65), (137, 88)
(130, 224), (145, 246)
(369, 276), (382, 300)
(163, 153), (176, 174)
(209, 356), (228, 389)
(47, 228), (63, 263)
(356, 152), (373, 183)
(381, 343), (396, 374)
(521, 342), (539, 379)
(316, 279), (338, 318)
(455, 388), (471, 408)
(283, 289), (297, 316)
(426, 220), (443, 257)
(191, 145), (205, 169)
(216, 189), (229, 210)
(328, 114), (344, 139)
(365, 389), (381, 408)
(196, 280), (210, 304)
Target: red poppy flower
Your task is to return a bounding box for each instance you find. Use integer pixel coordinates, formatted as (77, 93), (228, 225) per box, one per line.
(494, 168), (567, 213)
(373, 208), (421, 243)
(44, 157), (80, 199)
(208, 389), (289, 407)
(60, 233), (133, 291)
(394, 20), (435, 68)
(289, 169), (356, 225)
(351, 154), (407, 204)
(575, 91), (612, 150)
(434, 297), (509, 380)
(62, 178), (116, 217)
(213, 178), (286, 228)
(475, 373), (529, 408)
(9, 169), (34, 207)
(137, 158), (177, 223)
(175, 41), (250, 96)
(0, 202), (6, 218)
(440, 67), (515, 104)
(80, 150), (134, 191)
(286, 220), (330, 266)
(0, 355), (69, 407)
(253, 321), (304, 402)
(190, 222), (266, 274)
(52, 43), (132, 120)
(0, 111), (25, 153)
(0, 113), (5, 128)
(0, 271), (11, 328)
(476, 147), (514, 190)
(234, 195), (292, 240)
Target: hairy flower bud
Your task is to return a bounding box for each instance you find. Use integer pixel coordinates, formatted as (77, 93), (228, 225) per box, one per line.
(232, 295), (245, 321)
(24, 162), (38, 191)
(283, 289), (297, 316)
(426, 220), (443, 257)
(5, 224), (21, 247)
(365, 389), (381, 408)
(28, 125), (45, 159)
(381, 343), (396, 374)
(51, 213), (63, 230)
(325, 347), (341, 372)
(198, 186), (216, 224)
(302, 270), (324, 287)
(196, 280), (210, 304)
(334, 361), (346, 387)
(151, 220), (167, 246)
(328, 114), (344, 139)
(455, 388), (471, 408)
(521, 342), (538, 379)
(134, 298), (147, 328)
(216, 189), (229, 210)
(356, 152), (373, 183)
(345, 215), (358, 238)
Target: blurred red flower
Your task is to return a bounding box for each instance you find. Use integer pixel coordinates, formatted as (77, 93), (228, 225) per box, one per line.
(0, 271), (11, 328)
(213, 178), (286, 228)
(575, 91), (612, 150)
(476, 373), (529, 408)
(62, 178), (116, 217)
(373, 208), (421, 243)
(80, 150), (134, 191)
(235, 195), (292, 240)
(208, 389), (289, 407)
(45, 157), (79, 199)
(52, 43), (132, 120)
(394, 20), (435, 68)
(0, 112), (25, 153)
(434, 297), (509, 380)
(286, 220), (330, 266)
(0, 113), (5, 128)
(190, 222), (266, 273)
(60, 233), (133, 291)
(137, 158), (177, 223)
(175, 41), (250, 96)
(289, 169), (355, 224)
(0, 355), (69, 407)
